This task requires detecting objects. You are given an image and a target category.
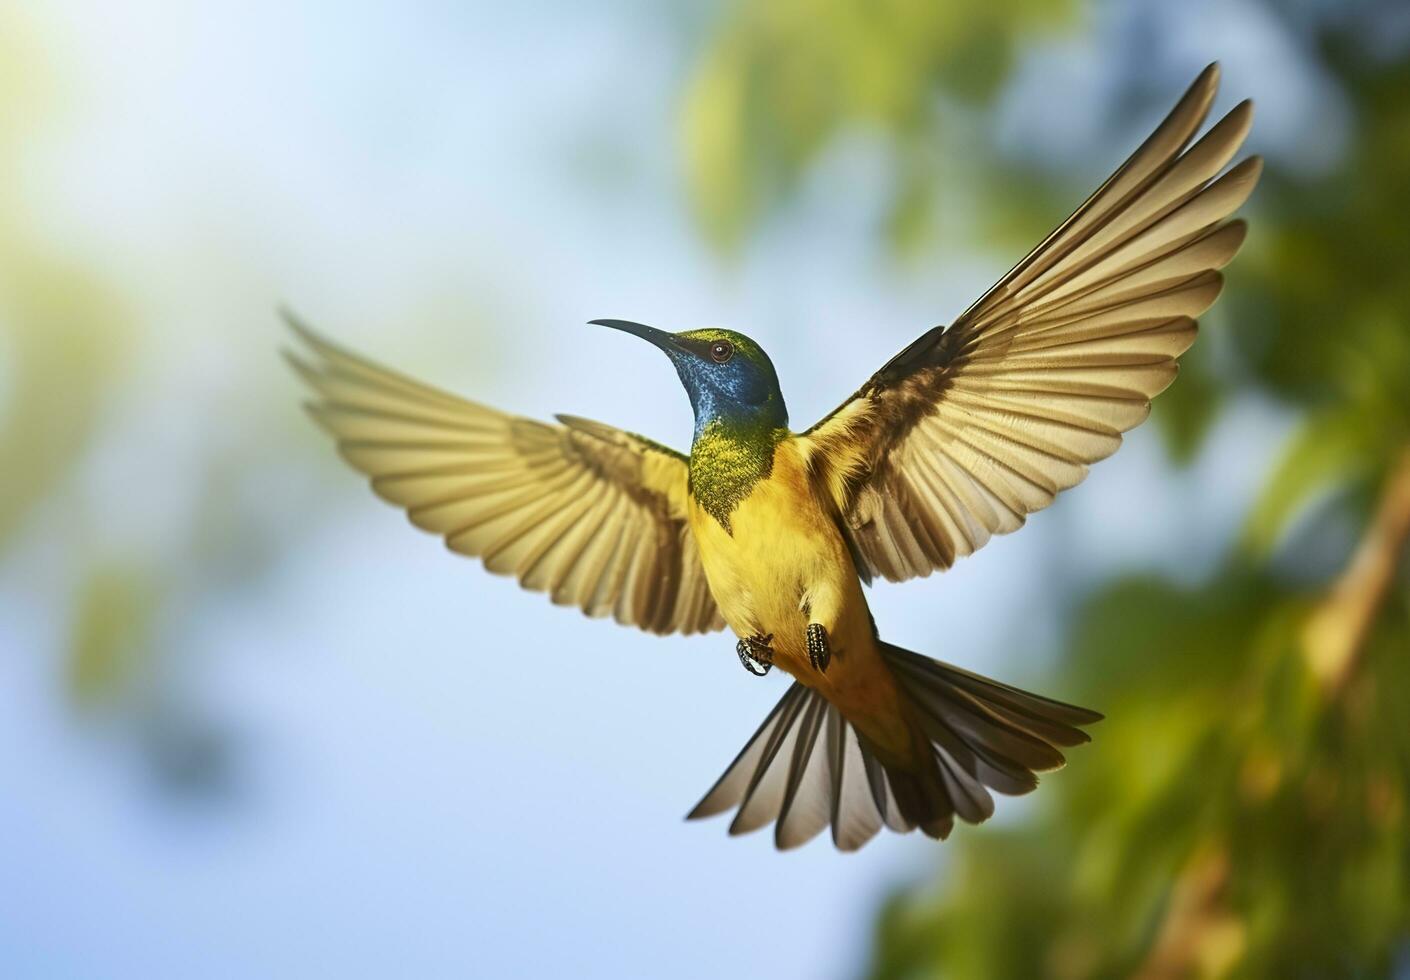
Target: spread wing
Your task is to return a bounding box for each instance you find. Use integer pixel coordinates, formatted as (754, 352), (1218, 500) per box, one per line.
(800, 63), (1261, 583)
(286, 315), (725, 635)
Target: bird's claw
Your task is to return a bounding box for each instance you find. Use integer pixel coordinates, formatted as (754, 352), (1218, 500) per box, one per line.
(806, 623), (831, 673)
(737, 633), (774, 676)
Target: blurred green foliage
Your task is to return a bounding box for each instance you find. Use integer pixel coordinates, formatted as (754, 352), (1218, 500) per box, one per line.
(67, 563), (156, 705)
(682, 0), (1074, 252)
(0, 7), (510, 798)
(0, 21), (132, 548)
(0, 10), (309, 795)
(686, 1), (1410, 976)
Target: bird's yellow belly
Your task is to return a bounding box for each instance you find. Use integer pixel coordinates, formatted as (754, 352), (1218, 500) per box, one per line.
(688, 440), (916, 756)
(688, 443), (871, 682)
(693, 497), (846, 637)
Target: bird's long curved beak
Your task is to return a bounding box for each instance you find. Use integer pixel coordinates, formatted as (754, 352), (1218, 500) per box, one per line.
(590, 318), (688, 355)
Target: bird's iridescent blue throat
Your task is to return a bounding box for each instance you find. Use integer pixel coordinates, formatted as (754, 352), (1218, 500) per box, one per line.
(592, 319), (789, 531)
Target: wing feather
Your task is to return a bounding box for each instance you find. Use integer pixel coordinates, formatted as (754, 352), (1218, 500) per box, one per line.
(287, 316), (725, 635)
(801, 65), (1259, 581)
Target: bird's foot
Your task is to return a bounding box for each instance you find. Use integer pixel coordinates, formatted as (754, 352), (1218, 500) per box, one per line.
(806, 623), (831, 673)
(737, 633), (774, 676)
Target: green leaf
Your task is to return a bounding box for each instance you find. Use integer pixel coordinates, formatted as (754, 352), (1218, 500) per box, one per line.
(0, 258), (131, 547)
(67, 564), (156, 707)
(1242, 409), (1379, 557)
(681, 0), (1076, 252)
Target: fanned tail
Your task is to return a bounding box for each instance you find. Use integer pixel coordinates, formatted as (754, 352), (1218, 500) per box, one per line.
(686, 641), (1101, 851)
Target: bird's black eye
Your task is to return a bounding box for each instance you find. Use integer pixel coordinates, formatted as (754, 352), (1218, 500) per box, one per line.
(709, 340), (734, 364)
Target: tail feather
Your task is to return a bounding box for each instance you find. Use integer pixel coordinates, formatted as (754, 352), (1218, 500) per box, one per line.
(774, 696), (832, 846)
(890, 644), (1102, 741)
(686, 641), (1101, 851)
(686, 684), (803, 822)
(825, 708), (886, 849)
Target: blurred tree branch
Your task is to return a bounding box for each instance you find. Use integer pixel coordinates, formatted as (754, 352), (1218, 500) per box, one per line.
(1135, 845), (1241, 980)
(1303, 447), (1410, 694)
(1132, 448), (1410, 979)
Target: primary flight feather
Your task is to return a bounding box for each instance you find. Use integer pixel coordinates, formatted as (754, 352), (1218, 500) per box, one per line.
(289, 63), (1258, 851)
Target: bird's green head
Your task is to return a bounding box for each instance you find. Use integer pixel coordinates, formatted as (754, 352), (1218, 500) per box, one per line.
(592, 320), (788, 442)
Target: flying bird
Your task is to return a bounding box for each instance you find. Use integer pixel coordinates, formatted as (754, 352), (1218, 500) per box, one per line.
(287, 64), (1259, 850)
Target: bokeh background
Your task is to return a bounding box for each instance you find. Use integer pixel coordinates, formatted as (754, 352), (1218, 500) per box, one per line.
(2, 1), (1407, 977)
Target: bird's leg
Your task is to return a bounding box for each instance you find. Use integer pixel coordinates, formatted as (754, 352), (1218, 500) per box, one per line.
(799, 586), (838, 674)
(736, 633), (774, 676)
(806, 623), (831, 673)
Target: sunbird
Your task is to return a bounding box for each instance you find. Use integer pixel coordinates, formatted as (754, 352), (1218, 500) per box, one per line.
(288, 64), (1258, 850)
